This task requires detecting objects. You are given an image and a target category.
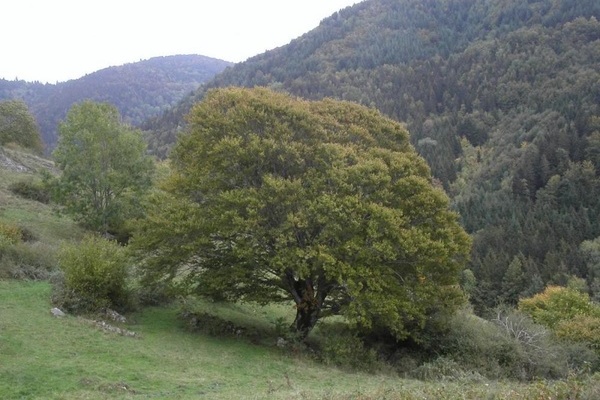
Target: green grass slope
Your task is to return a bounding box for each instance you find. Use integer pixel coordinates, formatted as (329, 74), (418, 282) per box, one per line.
(3, 281), (600, 400)
(0, 147), (84, 280)
(0, 281), (390, 399)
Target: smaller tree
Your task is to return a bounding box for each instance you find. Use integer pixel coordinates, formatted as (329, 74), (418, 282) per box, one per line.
(501, 255), (526, 304)
(53, 101), (154, 235)
(580, 237), (600, 302)
(0, 100), (43, 153)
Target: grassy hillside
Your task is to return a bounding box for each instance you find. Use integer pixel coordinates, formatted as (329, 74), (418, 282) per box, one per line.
(3, 280), (600, 399)
(0, 148), (80, 240)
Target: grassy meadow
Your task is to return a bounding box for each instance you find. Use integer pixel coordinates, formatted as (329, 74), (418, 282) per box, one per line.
(3, 280), (600, 400)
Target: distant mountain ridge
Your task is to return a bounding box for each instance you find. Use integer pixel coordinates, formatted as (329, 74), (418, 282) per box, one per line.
(0, 54), (232, 150)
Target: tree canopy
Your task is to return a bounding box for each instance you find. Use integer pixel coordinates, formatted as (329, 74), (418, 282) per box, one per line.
(134, 87), (471, 339)
(53, 101), (154, 235)
(0, 99), (43, 153)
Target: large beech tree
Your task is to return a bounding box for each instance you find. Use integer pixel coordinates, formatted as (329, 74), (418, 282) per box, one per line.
(135, 88), (471, 339)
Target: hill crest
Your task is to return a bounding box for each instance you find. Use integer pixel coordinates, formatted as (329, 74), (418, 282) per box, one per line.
(0, 54), (232, 150)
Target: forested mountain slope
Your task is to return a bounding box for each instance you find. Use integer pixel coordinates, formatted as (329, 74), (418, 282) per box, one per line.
(145, 0), (600, 310)
(0, 55), (232, 149)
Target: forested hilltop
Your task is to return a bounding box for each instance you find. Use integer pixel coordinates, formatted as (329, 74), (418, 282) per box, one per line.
(0, 55), (232, 149)
(145, 0), (600, 311)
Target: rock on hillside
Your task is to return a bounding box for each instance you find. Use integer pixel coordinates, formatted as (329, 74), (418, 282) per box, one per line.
(0, 147), (56, 174)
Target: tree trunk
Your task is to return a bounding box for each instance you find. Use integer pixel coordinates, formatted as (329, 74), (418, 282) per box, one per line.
(283, 270), (332, 339)
(286, 274), (326, 339)
(292, 301), (320, 339)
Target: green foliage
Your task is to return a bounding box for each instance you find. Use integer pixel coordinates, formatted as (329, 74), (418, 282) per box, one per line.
(55, 235), (130, 313)
(0, 216), (58, 281)
(581, 237), (600, 302)
(501, 255), (527, 304)
(519, 285), (600, 355)
(411, 356), (484, 382)
(134, 87), (471, 340)
(519, 286), (600, 329)
(556, 315), (600, 351)
(8, 178), (50, 203)
(0, 221), (23, 245)
(316, 322), (380, 372)
(0, 99), (43, 153)
(179, 307), (263, 344)
(459, 269), (477, 299)
(0, 241), (57, 280)
(440, 310), (524, 379)
(52, 101), (154, 235)
(433, 308), (595, 380)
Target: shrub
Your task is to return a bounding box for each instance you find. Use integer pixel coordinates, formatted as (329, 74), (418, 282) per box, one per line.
(580, 373), (600, 400)
(0, 234), (14, 255)
(411, 356), (484, 381)
(133, 281), (173, 306)
(492, 309), (595, 379)
(0, 241), (57, 280)
(519, 285), (600, 357)
(0, 222), (33, 279)
(439, 309), (522, 379)
(519, 286), (600, 329)
(556, 315), (600, 351)
(178, 305), (262, 344)
(0, 222), (23, 245)
(316, 322), (380, 372)
(181, 310), (245, 337)
(431, 308), (584, 380)
(55, 235), (130, 313)
(8, 179), (50, 203)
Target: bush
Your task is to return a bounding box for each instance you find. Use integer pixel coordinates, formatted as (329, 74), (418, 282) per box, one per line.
(0, 222), (23, 245)
(431, 308), (587, 380)
(439, 309), (522, 379)
(8, 179), (50, 203)
(0, 241), (57, 280)
(178, 305), (263, 344)
(519, 286), (600, 357)
(316, 322), (381, 372)
(492, 309), (595, 379)
(181, 310), (247, 337)
(556, 315), (600, 352)
(411, 356), (484, 382)
(519, 286), (600, 329)
(133, 281), (173, 306)
(0, 222), (49, 280)
(55, 235), (131, 313)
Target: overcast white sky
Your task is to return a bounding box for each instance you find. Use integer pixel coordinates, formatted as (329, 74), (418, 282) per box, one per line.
(1, 0), (363, 84)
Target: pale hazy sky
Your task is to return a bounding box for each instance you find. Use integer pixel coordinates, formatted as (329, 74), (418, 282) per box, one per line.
(2, 0), (363, 84)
